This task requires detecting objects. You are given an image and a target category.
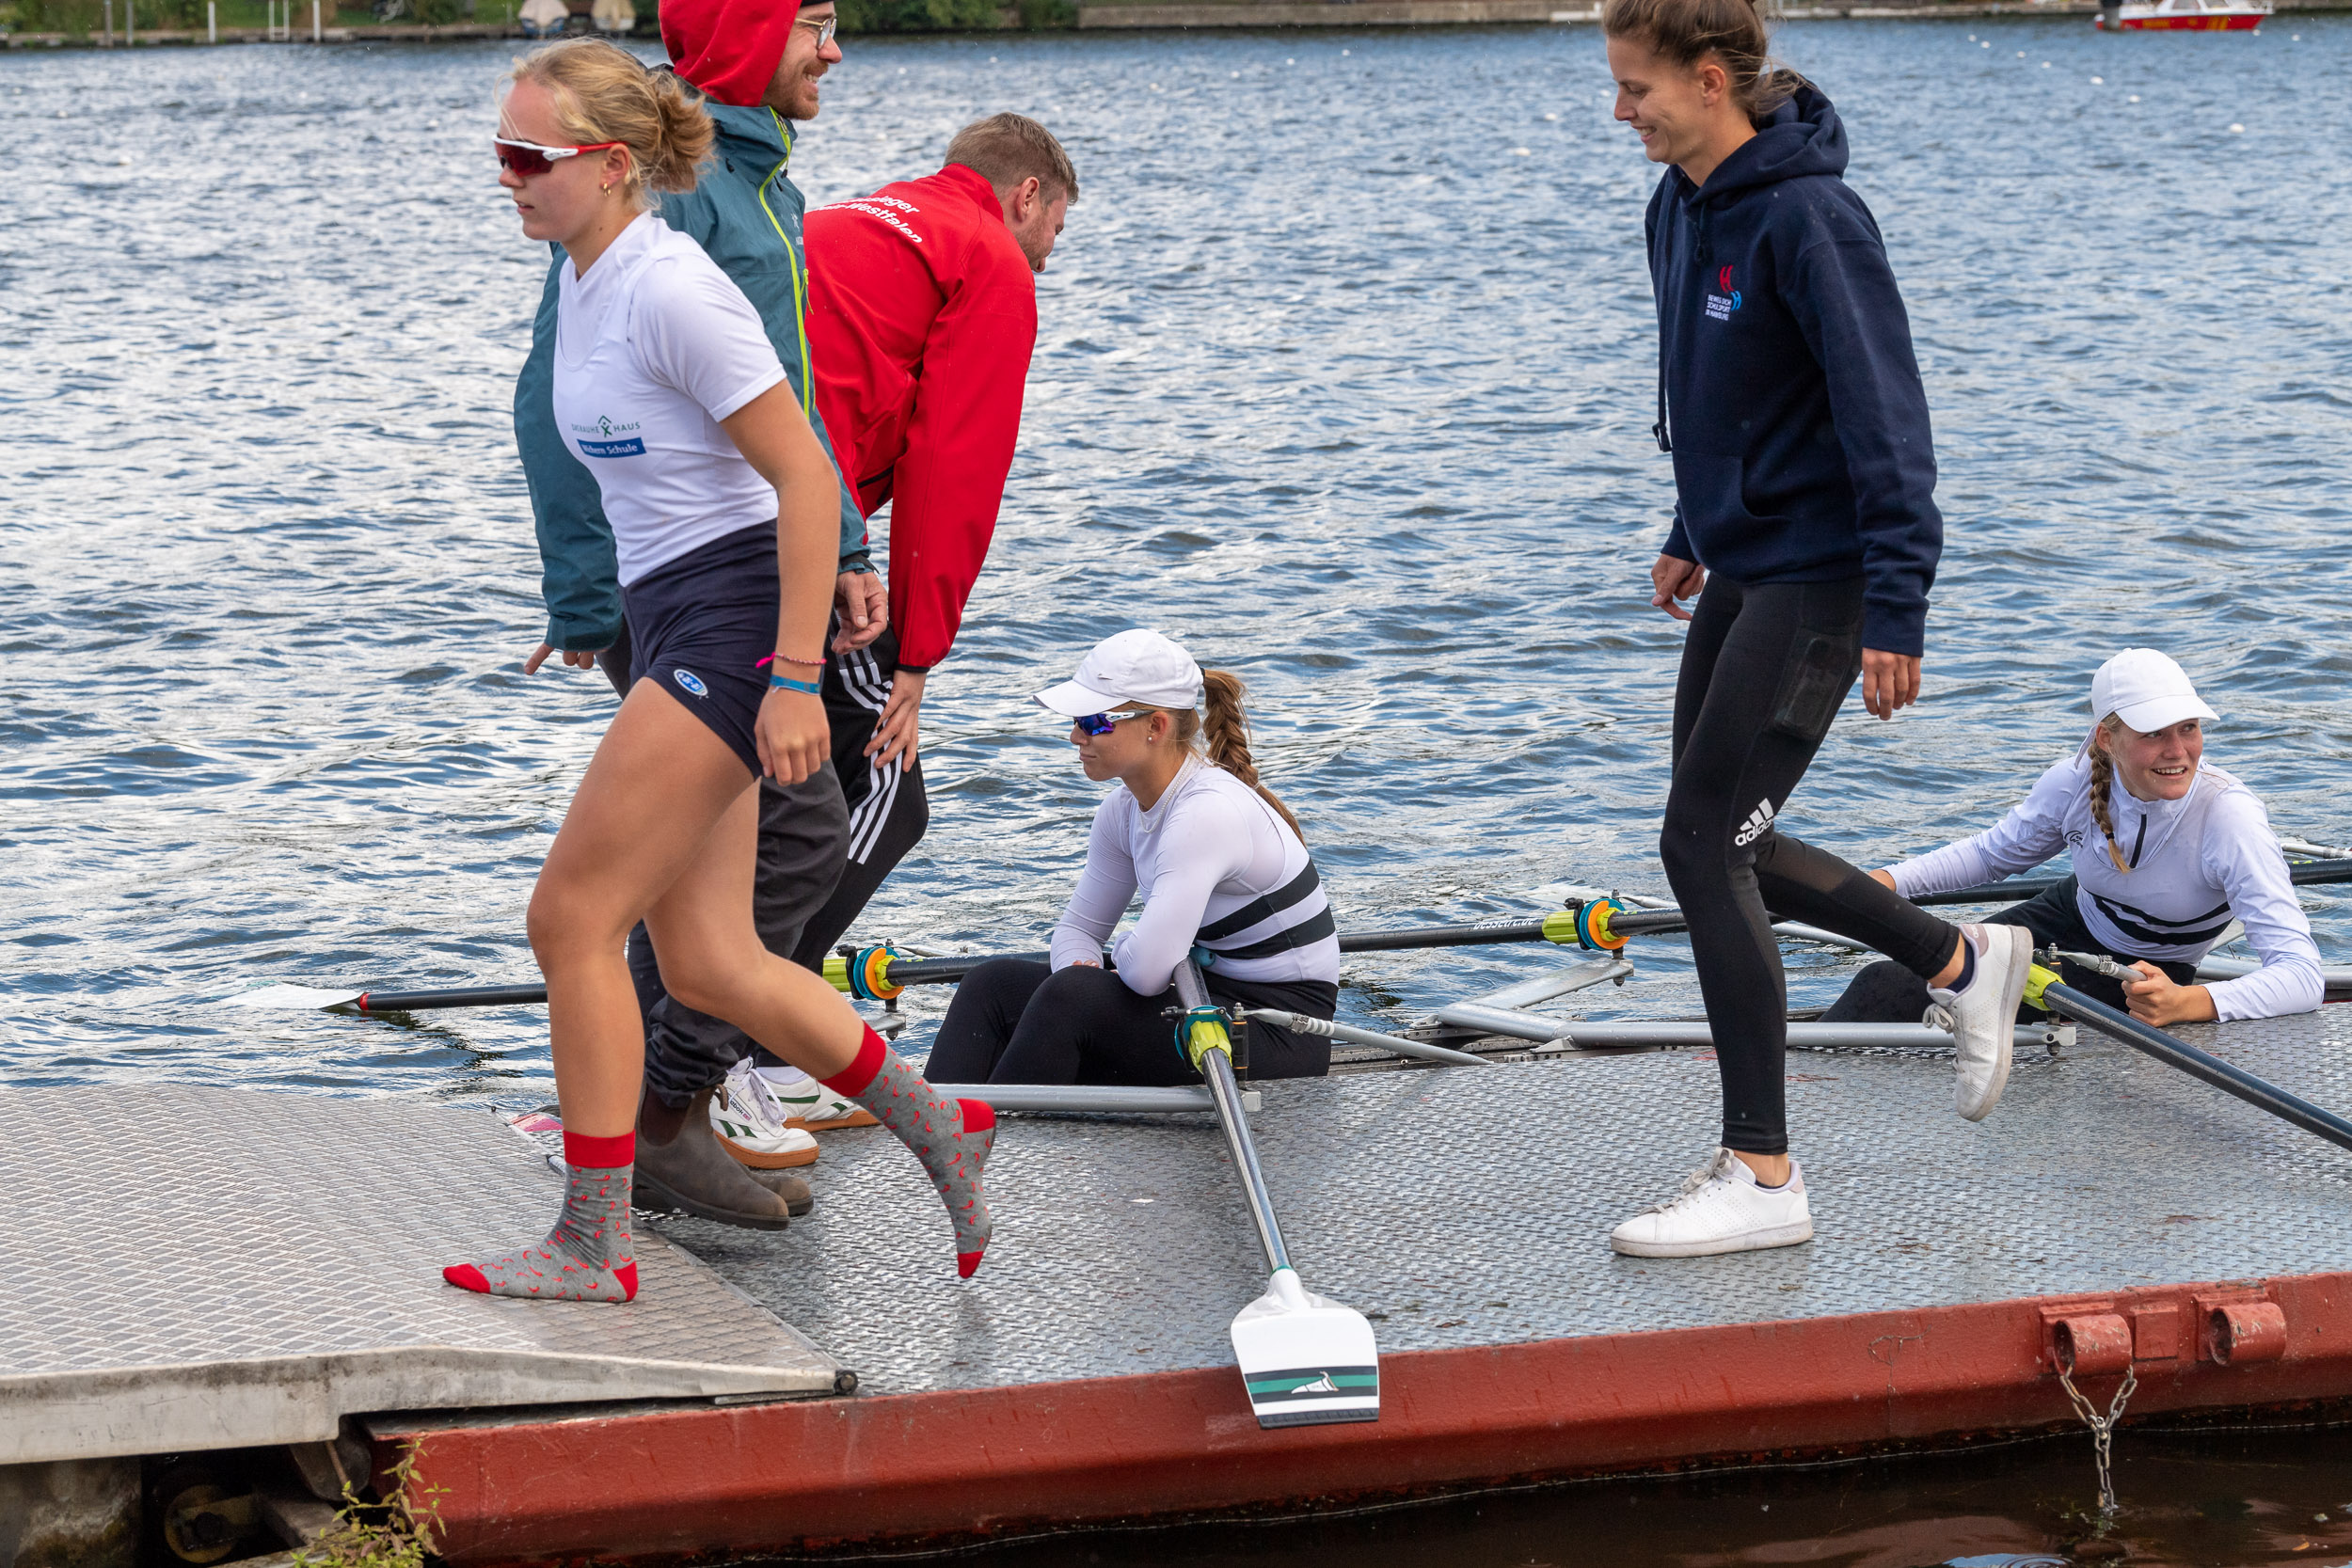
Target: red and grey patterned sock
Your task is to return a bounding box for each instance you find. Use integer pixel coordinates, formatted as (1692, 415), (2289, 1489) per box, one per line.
(442, 1131), (639, 1303)
(822, 1027), (995, 1277)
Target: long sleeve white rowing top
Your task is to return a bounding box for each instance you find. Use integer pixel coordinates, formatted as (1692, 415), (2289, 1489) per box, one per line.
(1887, 754), (2323, 1022)
(1048, 756), (1342, 996)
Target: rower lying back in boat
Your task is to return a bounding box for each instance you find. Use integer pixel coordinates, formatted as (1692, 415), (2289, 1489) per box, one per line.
(925, 630), (1343, 1087)
(1828, 649), (2325, 1029)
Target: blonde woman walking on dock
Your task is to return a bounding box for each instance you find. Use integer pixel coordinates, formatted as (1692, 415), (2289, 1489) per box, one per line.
(447, 40), (995, 1303)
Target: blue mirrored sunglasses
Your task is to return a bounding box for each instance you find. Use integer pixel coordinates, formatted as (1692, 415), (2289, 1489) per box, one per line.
(1073, 709), (1156, 736)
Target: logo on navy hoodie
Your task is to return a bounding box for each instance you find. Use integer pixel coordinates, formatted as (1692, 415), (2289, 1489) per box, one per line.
(1706, 263), (1742, 322)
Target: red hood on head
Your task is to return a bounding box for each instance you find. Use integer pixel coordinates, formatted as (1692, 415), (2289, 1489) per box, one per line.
(661, 0), (799, 109)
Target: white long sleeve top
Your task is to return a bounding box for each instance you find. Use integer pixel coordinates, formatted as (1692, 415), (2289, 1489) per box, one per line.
(1887, 754), (2323, 1022)
(1048, 756), (1342, 995)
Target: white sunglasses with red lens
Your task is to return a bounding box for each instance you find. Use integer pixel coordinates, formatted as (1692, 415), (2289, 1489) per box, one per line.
(494, 136), (625, 178)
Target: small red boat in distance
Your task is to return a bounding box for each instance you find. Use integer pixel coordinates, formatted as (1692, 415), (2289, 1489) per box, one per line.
(2097, 0), (2270, 28)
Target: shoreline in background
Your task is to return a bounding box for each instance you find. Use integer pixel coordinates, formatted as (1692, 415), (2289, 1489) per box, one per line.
(5, 0), (2344, 45)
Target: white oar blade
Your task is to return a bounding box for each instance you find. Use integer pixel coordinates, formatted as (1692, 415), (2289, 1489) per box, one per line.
(1231, 1268), (1379, 1429)
(224, 984), (367, 1011)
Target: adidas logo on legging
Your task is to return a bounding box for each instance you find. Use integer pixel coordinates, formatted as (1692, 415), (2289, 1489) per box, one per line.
(1734, 798), (1776, 848)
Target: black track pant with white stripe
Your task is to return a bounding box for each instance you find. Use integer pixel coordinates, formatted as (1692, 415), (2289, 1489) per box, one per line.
(786, 627), (930, 973)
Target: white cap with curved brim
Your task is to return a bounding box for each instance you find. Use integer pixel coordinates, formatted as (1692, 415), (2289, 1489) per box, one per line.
(2084, 648), (2217, 752)
(1033, 627), (1204, 718)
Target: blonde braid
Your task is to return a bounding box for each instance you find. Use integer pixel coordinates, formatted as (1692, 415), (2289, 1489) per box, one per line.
(1172, 670), (1305, 842)
(2088, 720), (2130, 874)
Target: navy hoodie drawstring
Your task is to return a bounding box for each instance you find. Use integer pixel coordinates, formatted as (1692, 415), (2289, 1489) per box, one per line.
(1654, 192), (1714, 455)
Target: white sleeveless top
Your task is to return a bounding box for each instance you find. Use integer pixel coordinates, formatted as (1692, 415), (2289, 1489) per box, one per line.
(1049, 756), (1341, 994)
(551, 212), (787, 585)
(1890, 754), (2323, 1021)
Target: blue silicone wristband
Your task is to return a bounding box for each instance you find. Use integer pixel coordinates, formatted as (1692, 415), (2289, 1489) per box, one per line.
(768, 674), (822, 695)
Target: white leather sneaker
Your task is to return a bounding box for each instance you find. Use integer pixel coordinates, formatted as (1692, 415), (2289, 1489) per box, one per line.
(709, 1069), (820, 1170)
(1609, 1148), (1813, 1258)
(727, 1055), (880, 1132)
(1929, 924), (2032, 1122)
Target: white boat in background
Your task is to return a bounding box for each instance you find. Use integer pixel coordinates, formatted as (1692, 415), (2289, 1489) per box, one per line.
(2098, 0), (2271, 30)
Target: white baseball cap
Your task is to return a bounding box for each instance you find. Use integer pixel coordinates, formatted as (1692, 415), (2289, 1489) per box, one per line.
(1033, 628), (1204, 718)
(2089, 648), (2217, 737)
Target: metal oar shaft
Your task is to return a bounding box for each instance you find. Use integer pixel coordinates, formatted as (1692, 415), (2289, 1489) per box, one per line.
(1178, 959), (1291, 1275)
(2040, 981), (2352, 1157)
(1241, 1010), (1492, 1068)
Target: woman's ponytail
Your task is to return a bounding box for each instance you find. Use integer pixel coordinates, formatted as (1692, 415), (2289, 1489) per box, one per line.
(1178, 670), (1304, 841)
(643, 66), (715, 197)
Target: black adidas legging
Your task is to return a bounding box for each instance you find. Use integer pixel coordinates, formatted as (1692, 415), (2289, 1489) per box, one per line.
(926, 959), (1339, 1085)
(1823, 877), (2198, 1022)
(1663, 576), (1962, 1155)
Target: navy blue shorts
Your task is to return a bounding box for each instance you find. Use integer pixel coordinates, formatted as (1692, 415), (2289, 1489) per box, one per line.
(622, 525), (777, 777)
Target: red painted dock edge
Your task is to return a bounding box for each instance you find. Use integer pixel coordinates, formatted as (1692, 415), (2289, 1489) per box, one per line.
(383, 1271), (2352, 1564)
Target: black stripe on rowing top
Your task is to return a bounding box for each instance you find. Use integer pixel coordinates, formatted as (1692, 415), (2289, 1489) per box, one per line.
(1196, 862), (1322, 943)
(1209, 907), (1338, 962)
(2088, 892), (2234, 948)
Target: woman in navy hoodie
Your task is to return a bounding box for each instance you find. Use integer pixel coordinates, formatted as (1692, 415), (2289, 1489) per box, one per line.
(1602, 0), (2031, 1260)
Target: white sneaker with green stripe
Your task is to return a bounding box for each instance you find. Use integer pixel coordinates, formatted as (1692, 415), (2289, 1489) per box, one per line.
(709, 1067), (819, 1170)
(726, 1054), (881, 1132)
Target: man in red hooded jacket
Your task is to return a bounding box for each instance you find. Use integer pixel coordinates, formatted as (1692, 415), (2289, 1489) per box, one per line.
(784, 114), (1077, 969)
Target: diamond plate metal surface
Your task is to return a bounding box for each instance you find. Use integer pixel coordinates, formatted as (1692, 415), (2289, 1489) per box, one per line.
(669, 1006), (2352, 1397)
(0, 1085), (837, 1463)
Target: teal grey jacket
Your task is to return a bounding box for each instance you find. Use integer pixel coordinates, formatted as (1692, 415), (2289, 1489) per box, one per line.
(514, 102), (869, 651)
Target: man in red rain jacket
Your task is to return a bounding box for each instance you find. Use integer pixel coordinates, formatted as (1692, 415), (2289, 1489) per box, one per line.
(786, 113), (1077, 967)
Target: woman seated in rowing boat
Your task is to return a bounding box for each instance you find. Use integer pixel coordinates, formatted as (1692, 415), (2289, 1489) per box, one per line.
(447, 40), (994, 1300)
(925, 629), (1342, 1086)
(1825, 649), (2323, 1029)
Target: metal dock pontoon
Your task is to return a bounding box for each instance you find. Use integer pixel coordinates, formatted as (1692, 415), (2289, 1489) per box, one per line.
(8, 1007), (2352, 1562)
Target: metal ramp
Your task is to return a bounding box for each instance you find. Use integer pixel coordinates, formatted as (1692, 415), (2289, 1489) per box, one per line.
(0, 1085), (841, 1465)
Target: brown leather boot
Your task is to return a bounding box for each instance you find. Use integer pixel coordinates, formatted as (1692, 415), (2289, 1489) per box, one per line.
(740, 1167), (815, 1216)
(633, 1087), (792, 1230)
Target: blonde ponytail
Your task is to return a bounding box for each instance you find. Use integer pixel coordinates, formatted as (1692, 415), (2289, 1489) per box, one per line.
(1172, 670), (1304, 842)
(510, 40), (713, 210)
(2088, 718), (2130, 874)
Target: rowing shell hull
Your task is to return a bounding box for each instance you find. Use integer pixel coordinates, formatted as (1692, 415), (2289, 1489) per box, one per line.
(2115, 12), (2264, 25)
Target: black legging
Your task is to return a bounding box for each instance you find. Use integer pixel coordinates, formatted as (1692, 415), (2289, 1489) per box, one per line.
(1663, 575), (1963, 1155)
(926, 959), (1339, 1085)
(1822, 877), (2199, 1023)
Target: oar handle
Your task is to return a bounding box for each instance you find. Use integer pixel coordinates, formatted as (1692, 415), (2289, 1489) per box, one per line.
(2034, 970), (2352, 1157)
(1178, 959), (1292, 1276)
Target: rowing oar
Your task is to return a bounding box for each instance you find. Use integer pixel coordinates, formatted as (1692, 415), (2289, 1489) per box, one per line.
(1552, 858), (2352, 949)
(2026, 960), (2352, 1158)
(223, 911), (1612, 1014)
(1175, 956), (1380, 1429)
(1915, 858), (2352, 909)
(834, 911), (1610, 996)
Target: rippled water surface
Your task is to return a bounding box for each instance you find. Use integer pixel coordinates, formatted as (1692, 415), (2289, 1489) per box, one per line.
(5, 24), (2350, 1094)
(8, 15), (2352, 1563)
